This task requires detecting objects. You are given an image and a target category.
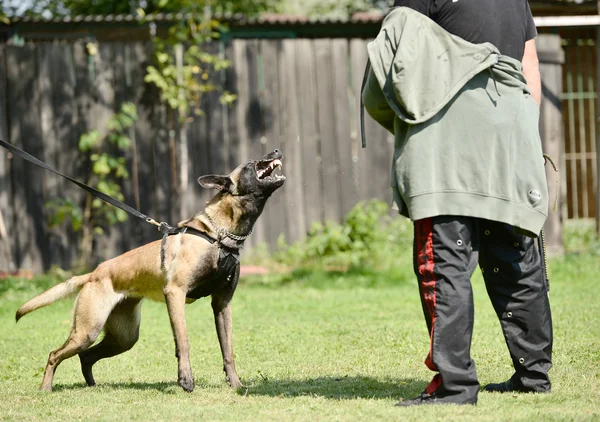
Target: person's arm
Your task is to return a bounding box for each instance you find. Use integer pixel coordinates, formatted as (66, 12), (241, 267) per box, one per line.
(522, 38), (541, 107)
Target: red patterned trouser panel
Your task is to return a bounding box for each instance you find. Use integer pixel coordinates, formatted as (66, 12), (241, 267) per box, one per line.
(415, 218), (438, 377)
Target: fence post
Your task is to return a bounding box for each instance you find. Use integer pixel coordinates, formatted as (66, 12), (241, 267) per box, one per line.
(597, 26), (600, 237)
(537, 34), (565, 256)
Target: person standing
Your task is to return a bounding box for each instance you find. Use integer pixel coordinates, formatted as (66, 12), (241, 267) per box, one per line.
(361, 0), (552, 406)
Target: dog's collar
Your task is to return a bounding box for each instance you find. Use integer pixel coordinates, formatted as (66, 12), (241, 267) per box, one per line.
(202, 212), (253, 242)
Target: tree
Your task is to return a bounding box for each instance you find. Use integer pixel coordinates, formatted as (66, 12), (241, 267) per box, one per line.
(276, 0), (386, 19)
(0, 0), (282, 17)
(1, 0), (385, 19)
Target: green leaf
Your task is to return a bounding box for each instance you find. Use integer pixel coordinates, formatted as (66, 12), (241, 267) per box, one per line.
(92, 156), (111, 176)
(116, 135), (131, 150)
(116, 209), (128, 222)
(157, 52), (170, 64)
(96, 180), (110, 194)
(79, 131), (100, 152)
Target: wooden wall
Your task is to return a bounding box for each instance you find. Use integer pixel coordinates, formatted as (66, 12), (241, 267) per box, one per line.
(0, 39), (394, 272)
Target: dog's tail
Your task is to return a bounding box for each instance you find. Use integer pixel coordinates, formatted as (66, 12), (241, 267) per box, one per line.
(15, 274), (90, 322)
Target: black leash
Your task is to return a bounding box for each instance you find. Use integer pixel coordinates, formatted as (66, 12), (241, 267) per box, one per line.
(0, 138), (174, 233)
(1, 138), (241, 294)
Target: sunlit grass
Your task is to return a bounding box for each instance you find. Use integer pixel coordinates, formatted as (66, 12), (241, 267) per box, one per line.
(0, 249), (598, 421)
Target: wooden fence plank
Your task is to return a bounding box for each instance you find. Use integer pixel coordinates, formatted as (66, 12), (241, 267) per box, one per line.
(260, 39), (286, 247)
(278, 38), (306, 244)
(93, 43), (121, 261)
(129, 42), (161, 245)
(349, 39), (365, 199)
(222, 40), (238, 172)
(331, 38), (359, 217)
(597, 27), (600, 236)
(52, 43), (81, 266)
(245, 39), (267, 248)
(295, 39), (323, 227)
(5, 45), (46, 272)
(39, 42), (72, 267)
(206, 42), (227, 175)
(229, 39), (256, 250)
(0, 45), (15, 271)
(71, 41), (95, 267)
(188, 90), (211, 211)
(111, 42), (131, 242)
(314, 39), (342, 222)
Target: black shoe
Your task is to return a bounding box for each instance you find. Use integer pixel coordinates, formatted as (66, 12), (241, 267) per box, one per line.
(395, 392), (477, 407)
(484, 377), (550, 393)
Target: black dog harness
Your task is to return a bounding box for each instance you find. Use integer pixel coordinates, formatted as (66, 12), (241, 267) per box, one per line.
(160, 225), (240, 299)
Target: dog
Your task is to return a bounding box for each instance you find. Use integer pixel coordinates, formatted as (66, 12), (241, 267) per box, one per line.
(15, 149), (285, 392)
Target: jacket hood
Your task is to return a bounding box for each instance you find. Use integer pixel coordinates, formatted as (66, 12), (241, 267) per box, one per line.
(366, 7), (501, 124)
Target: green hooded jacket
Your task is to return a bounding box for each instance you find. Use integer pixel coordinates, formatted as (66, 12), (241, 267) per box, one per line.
(361, 7), (548, 237)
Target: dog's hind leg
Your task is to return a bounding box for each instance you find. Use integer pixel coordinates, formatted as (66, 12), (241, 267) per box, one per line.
(40, 281), (123, 391)
(79, 297), (142, 387)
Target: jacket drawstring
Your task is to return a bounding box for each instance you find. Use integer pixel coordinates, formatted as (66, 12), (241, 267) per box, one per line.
(544, 153), (559, 212)
(360, 59), (371, 148)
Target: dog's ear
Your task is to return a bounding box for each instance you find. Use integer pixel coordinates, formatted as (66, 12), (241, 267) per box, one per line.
(197, 175), (233, 192)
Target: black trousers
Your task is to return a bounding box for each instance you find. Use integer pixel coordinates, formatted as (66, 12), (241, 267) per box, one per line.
(413, 215), (553, 403)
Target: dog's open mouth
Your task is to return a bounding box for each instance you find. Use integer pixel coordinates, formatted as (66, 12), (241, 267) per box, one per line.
(256, 159), (285, 182)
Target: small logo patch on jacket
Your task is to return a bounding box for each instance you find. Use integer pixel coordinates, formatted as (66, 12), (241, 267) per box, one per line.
(528, 189), (542, 204)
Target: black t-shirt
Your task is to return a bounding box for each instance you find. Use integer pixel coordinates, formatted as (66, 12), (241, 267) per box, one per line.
(392, 0), (537, 60)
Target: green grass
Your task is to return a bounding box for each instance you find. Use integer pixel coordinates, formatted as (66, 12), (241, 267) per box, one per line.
(0, 253), (599, 421)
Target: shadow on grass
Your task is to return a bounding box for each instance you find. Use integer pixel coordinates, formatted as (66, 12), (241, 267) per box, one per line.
(239, 376), (427, 400)
(53, 381), (181, 394)
(52, 376), (427, 400)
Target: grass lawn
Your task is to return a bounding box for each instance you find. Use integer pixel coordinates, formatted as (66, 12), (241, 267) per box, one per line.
(0, 253), (598, 421)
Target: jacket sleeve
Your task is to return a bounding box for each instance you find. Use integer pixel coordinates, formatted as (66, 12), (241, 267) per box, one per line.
(361, 66), (395, 134)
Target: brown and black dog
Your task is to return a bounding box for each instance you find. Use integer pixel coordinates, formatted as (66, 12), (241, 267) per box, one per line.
(16, 149), (285, 392)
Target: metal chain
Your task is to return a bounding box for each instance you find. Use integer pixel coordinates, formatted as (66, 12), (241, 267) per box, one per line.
(203, 212), (252, 241)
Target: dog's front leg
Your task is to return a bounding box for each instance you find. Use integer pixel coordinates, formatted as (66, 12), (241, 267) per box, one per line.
(212, 294), (243, 388)
(163, 285), (194, 392)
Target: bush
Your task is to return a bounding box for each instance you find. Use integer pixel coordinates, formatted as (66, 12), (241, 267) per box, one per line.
(563, 219), (600, 255)
(272, 200), (413, 272)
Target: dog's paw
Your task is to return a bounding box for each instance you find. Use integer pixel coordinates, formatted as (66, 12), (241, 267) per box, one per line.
(178, 375), (195, 392)
(227, 376), (244, 389)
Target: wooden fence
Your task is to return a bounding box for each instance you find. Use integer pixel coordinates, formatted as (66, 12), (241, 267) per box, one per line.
(0, 33), (573, 271)
(0, 39), (394, 272)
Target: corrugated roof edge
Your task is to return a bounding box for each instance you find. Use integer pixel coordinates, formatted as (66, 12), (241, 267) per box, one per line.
(2, 12), (386, 25)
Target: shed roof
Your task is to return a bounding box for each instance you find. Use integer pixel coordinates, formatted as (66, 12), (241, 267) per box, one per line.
(1, 1), (597, 42)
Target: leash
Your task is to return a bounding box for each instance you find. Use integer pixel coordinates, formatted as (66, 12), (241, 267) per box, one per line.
(1, 138), (242, 295)
(0, 138), (174, 234)
(0, 138), (250, 241)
